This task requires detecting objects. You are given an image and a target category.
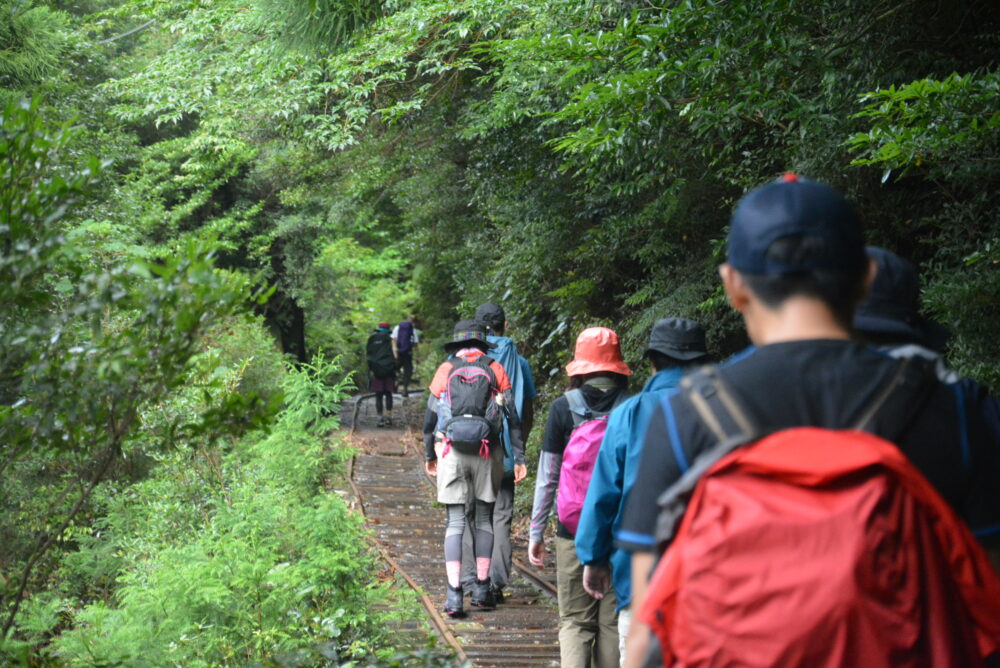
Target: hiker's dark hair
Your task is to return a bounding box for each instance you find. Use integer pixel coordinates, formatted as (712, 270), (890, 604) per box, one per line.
(567, 371), (629, 390)
(648, 350), (709, 372)
(739, 236), (868, 328)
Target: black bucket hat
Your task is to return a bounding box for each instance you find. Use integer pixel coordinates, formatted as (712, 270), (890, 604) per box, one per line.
(853, 246), (949, 351)
(443, 319), (497, 353)
(644, 317), (708, 361)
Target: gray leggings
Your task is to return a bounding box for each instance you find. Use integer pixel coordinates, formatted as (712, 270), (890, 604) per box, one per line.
(445, 501), (493, 564)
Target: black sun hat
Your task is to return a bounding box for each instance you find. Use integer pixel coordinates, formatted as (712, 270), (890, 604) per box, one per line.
(644, 317), (708, 361)
(443, 319), (497, 353)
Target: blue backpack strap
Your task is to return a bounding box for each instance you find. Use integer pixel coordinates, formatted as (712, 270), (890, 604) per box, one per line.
(565, 388), (590, 429)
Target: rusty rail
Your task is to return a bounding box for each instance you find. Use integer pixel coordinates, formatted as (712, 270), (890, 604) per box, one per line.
(346, 454), (469, 663)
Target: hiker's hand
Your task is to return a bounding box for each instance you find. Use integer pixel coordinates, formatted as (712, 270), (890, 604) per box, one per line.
(513, 463), (527, 484)
(528, 539), (545, 568)
(425, 459), (437, 477)
(583, 565), (610, 599)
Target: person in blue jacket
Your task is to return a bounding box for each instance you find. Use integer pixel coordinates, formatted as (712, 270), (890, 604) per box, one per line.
(574, 317), (709, 667)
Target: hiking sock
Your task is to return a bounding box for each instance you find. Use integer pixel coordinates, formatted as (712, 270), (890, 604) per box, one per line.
(385, 409), (393, 426)
(445, 561), (462, 589)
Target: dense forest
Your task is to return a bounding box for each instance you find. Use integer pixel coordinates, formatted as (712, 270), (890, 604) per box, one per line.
(2, 0), (999, 663)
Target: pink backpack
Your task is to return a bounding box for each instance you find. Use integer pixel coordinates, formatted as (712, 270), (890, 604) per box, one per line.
(556, 389), (625, 535)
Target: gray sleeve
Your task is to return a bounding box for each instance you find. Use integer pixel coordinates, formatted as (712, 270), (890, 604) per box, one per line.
(529, 451), (562, 542)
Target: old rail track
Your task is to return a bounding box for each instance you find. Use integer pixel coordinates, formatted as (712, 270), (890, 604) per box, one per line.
(346, 392), (560, 667)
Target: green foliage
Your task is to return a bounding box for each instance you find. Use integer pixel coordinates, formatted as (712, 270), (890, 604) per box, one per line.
(847, 71), (1000, 181)
(0, 98), (276, 646)
(0, 0), (68, 91)
(27, 355), (416, 665)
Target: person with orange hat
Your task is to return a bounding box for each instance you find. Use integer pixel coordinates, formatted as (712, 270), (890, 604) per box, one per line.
(529, 326), (632, 668)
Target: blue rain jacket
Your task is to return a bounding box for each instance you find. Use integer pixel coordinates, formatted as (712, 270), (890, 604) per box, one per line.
(574, 367), (684, 611)
(487, 335), (537, 474)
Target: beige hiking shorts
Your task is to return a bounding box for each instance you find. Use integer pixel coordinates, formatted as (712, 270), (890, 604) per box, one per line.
(434, 440), (504, 505)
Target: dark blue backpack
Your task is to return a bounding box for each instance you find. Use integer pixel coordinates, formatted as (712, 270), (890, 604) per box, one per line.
(396, 320), (415, 354)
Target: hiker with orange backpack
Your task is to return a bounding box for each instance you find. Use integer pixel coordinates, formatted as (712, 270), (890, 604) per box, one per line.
(423, 319), (528, 618)
(529, 326), (631, 668)
(616, 175), (1000, 667)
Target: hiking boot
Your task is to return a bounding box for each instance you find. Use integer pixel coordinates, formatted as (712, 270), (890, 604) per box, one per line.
(490, 583), (505, 604)
(444, 585), (465, 618)
(376, 416), (385, 428)
(470, 578), (496, 610)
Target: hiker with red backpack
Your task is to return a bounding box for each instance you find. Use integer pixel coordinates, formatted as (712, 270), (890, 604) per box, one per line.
(616, 175), (1000, 667)
(423, 319), (528, 618)
(529, 326), (631, 668)
(573, 318), (709, 667)
(366, 322), (397, 427)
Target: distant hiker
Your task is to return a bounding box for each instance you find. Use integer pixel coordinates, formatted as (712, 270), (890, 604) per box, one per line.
(460, 302), (537, 603)
(366, 322), (397, 427)
(530, 326), (631, 668)
(392, 314), (419, 396)
(617, 175), (1000, 667)
(423, 319), (527, 618)
(574, 318), (708, 667)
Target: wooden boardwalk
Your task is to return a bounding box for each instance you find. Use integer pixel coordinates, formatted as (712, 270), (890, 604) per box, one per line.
(347, 393), (560, 667)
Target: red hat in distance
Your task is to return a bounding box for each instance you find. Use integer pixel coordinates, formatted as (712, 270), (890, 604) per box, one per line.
(565, 327), (632, 377)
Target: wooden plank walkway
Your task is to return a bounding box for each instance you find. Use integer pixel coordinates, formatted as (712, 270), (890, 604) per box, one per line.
(347, 393), (560, 667)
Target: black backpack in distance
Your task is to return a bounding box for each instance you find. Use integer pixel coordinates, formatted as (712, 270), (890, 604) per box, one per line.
(366, 331), (396, 378)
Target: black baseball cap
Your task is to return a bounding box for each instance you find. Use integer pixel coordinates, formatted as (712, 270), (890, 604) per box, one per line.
(474, 303), (506, 333)
(727, 173), (866, 275)
(644, 318), (708, 361)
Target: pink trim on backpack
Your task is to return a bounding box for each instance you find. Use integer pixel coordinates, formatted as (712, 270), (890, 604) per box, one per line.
(442, 439), (452, 457)
(479, 439), (490, 458)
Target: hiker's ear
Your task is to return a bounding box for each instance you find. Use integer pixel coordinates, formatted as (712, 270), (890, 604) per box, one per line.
(857, 256), (878, 303)
(720, 263), (750, 313)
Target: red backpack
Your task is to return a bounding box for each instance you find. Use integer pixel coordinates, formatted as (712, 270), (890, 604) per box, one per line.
(640, 362), (1000, 668)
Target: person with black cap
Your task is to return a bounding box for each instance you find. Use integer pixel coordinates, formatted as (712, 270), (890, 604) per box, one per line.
(855, 245), (1000, 478)
(854, 246), (954, 378)
(616, 175), (1000, 667)
(459, 303), (538, 602)
(422, 319), (528, 618)
(574, 317), (709, 667)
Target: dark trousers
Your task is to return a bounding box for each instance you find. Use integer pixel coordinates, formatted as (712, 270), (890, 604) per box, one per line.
(374, 391), (393, 414)
(398, 351), (413, 390)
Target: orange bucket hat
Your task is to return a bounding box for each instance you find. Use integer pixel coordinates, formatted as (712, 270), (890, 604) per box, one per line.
(565, 327), (632, 377)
